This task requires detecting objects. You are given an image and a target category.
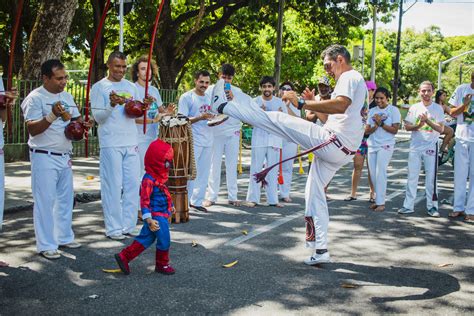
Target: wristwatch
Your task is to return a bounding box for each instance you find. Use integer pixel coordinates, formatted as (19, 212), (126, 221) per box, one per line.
(297, 98), (306, 110)
(380, 121), (385, 127)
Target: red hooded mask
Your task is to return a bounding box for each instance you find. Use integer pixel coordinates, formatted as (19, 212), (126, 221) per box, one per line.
(144, 139), (174, 184)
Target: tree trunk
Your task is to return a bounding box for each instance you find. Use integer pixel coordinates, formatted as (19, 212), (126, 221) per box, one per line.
(20, 0), (78, 80)
(90, 0), (107, 84)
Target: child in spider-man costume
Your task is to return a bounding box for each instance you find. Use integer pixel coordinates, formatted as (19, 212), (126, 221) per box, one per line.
(115, 139), (176, 275)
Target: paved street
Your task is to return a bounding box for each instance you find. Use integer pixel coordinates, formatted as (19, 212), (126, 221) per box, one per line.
(1, 136), (473, 315)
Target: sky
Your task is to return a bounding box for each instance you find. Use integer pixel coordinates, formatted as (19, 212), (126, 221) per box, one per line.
(374, 1), (473, 37)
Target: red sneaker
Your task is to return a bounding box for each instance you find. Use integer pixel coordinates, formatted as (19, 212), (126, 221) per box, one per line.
(155, 264), (175, 275)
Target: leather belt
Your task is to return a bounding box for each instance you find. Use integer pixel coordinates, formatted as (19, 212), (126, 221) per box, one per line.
(30, 148), (69, 156)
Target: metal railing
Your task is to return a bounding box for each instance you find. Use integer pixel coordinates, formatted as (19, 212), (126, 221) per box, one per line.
(4, 78), (180, 158)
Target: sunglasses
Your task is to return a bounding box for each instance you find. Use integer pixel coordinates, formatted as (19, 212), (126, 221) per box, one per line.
(280, 86), (292, 91)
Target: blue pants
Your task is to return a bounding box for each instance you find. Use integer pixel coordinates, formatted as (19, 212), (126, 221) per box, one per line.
(134, 216), (170, 251)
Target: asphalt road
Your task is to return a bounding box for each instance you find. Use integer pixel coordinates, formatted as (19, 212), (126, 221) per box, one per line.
(1, 140), (473, 315)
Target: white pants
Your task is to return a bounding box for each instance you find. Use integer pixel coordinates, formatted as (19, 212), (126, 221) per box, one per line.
(30, 151), (75, 252)
(368, 145), (394, 205)
(138, 138), (153, 179)
(247, 146), (280, 204)
(223, 98), (353, 250)
(453, 139), (474, 215)
(0, 150), (5, 231)
(207, 132), (240, 202)
(188, 145), (212, 207)
(403, 146), (438, 211)
(100, 146), (140, 237)
(279, 141), (298, 199)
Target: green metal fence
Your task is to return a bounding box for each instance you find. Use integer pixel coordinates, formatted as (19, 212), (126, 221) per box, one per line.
(4, 79), (180, 159)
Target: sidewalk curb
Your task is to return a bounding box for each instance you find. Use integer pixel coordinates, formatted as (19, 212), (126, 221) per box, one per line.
(4, 137), (409, 215)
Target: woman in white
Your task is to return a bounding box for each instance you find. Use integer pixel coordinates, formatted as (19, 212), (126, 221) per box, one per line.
(365, 87), (401, 212)
(132, 56), (165, 176)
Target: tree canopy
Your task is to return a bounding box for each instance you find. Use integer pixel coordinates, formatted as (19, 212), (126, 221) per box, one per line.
(0, 0), (472, 102)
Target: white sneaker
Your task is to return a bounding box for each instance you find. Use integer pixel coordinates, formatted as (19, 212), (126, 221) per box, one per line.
(60, 241), (82, 249)
(398, 207), (414, 214)
(304, 251), (331, 265)
(108, 234), (126, 241)
(207, 114), (229, 127)
(40, 250), (61, 260)
(211, 79), (228, 113)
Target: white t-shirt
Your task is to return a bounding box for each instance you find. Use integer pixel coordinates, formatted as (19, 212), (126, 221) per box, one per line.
(90, 78), (140, 148)
(0, 80), (4, 149)
(21, 86), (80, 153)
(324, 69), (367, 151)
(135, 83), (163, 142)
(205, 84), (242, 137)
(404, 102), (444, 152)
(449, 83), (474, 142)
(252, 96), (286, 148)
(367, 105), (401, 149)
(178, 90), (212, 147)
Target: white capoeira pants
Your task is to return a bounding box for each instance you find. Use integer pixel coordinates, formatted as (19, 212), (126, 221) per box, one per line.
(279, 141), (298, 199)
(207, 132), (240, 202)
(453, 139), (474, 215)
(247, 146), (280, 205)
(367, 144), (394, 205)
(222, 97), (354, 250)
(30, 151), (75, 252)
(0, 149), (5, 232)
(100, 146), (140, 237)
(402, 144), (438, 211)
(188, 144), (212, 207)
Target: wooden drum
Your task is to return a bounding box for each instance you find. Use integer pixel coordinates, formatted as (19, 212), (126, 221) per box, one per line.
(158, 115), (196, 223)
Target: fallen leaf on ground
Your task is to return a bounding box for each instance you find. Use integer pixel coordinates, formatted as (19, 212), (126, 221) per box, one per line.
(341, 283), (359, 289)
(437, 263), (453, 268)
(222, 260), (238, 268)
(191, 241), (198, 247)
(241, 230), (248, 235)
(102, 268), (122, 273)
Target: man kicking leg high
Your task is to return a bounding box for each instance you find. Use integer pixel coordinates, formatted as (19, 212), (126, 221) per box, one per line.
(211, 45), (368, 265)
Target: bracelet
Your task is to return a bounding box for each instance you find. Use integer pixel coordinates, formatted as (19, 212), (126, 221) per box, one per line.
(45, 112), (58, 123)
(297, 98), (306, 110)
(380, 121), (384, 127)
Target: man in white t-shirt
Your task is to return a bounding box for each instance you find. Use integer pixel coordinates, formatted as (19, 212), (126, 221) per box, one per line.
(178, 70), (214, 212)
(211, 45), (367, 265)
(203, 64), (243, 207)
(278, 81), (301, 203)
(399, 81), (445, 217)
(91, 51), (141, 240)
(246, 76), (285, 207)
(0, 79), (17, 267)
(21, 59), (88, 259)
(448, 71), (474, 222)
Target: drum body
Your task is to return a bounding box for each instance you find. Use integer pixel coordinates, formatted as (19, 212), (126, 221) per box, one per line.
(159, 116), (195, 223)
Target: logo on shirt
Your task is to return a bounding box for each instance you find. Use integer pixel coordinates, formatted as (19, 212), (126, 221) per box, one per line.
(147, 102), (159, 120)
(199, 104), (211, 113)
(463, 99), (474, 125)
(58, 100), (71, 112)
